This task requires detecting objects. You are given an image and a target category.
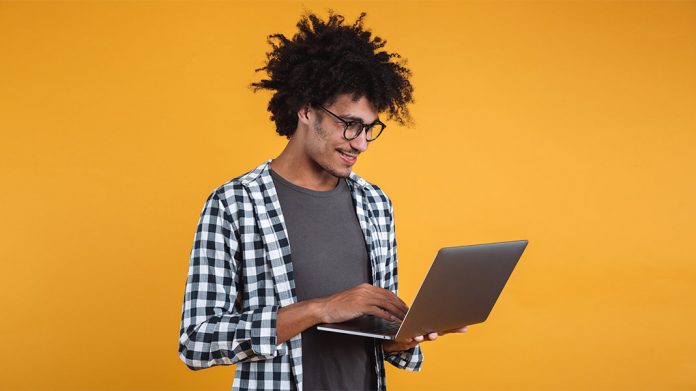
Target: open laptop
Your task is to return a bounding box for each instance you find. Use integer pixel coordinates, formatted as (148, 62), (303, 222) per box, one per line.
(316, 240), (528, 341)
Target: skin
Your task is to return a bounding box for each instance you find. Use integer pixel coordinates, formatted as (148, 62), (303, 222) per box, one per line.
(271, 93), (467, 354)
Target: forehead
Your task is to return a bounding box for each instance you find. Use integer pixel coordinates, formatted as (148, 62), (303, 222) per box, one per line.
(326, 94), (379, 123)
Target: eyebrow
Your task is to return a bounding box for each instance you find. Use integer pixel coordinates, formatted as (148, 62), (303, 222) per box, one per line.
(339, 113), (380, 124)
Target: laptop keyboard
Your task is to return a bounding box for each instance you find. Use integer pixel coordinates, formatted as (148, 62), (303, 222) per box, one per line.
(372, 318), (402, 335)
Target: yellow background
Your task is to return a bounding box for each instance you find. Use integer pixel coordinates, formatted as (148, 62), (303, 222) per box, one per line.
(1, 1), (695, 390)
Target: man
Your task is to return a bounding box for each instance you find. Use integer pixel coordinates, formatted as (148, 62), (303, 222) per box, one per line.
(178, 11), (465, 390)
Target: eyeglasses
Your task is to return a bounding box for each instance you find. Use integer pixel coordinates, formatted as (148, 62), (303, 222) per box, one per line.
(317, 104), (386, 142)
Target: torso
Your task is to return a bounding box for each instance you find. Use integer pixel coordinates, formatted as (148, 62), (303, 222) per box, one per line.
(271, 168), (378, 391)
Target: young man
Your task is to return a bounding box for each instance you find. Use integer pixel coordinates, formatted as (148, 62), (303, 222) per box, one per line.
(178, 11), (465, 390)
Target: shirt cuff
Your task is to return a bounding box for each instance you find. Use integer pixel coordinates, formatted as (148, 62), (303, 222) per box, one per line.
(384, 344), (423, 371)
(250, 305), (283, 357)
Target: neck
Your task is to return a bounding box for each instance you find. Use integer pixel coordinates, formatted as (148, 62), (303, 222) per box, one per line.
(271, 138), (339, 191)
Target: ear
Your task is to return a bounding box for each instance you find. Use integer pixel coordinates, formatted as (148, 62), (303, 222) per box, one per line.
(297, 104), (311, 126)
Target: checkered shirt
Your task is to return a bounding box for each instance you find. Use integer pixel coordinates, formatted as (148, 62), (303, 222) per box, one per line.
(178, 160), (423, 390)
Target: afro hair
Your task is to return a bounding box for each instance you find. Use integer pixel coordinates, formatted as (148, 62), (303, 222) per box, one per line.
(250, 10), (415, 138)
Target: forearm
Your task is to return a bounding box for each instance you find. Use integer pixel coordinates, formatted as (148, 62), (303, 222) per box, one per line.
(276, 298), (324, 344)
(179, 306), (280, 369)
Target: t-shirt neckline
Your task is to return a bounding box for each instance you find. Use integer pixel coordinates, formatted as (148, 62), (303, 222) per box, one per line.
(270, 168), (347, 198)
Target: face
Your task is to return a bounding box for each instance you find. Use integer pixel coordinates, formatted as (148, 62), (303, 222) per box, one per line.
(301, 94), (378, 178)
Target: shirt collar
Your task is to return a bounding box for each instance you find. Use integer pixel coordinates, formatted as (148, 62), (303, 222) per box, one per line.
(240, 159), (369, 190)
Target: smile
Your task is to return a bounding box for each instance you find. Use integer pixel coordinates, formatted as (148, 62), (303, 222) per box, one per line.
(338, 150), (358, 164)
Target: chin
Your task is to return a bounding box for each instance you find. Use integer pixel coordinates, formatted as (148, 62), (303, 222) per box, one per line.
(330, 166), (352, 178)
(321, 162), (351, 178)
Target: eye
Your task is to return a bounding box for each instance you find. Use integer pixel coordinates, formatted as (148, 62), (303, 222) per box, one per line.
(346, 121), (363, 128)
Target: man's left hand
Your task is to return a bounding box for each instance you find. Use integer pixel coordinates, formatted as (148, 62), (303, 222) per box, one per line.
(382, 326), (468, 353)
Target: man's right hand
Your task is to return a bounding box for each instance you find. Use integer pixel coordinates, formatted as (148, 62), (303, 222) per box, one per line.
(315, 283), (409, 324)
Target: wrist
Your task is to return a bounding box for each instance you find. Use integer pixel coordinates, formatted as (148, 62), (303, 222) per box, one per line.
(382, 340), (417, 354)
(307, 298), (327, 324)
(382, 340), (400, 354)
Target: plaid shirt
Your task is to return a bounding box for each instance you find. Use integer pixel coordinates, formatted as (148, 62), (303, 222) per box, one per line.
(178, 160), (423, 390)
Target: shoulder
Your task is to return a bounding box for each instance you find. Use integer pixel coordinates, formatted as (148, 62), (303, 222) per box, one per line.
(348, 171), (393, 213)
(203, 161), (270, 216)
(208, 174), (249, 208)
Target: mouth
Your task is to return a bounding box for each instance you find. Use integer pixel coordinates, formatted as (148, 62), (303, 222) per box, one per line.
(337, 149), (358, 165)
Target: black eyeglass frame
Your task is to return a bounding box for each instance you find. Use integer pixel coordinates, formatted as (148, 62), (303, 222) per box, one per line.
(316, 104), (386, 142)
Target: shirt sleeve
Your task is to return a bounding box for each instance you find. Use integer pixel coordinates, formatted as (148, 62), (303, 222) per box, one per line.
(382, 198), (424, 371)
(178, 190), (286, 370)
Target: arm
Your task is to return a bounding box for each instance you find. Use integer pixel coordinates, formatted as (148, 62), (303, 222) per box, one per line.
(179, 190), (410, 370)
(178, 191), (284, 370)
(275, 300), (323, 345)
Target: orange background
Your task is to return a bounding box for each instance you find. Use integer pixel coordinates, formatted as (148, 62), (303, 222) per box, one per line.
(1, 1), (695, 390)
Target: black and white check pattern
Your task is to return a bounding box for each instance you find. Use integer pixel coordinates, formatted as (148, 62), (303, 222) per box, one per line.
(179, 160), (423, 390)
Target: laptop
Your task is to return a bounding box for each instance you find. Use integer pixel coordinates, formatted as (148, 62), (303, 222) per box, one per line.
(316, 240), (528, 341)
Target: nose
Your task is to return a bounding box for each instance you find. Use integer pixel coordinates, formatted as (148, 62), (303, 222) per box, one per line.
(349, 128), (369, 153)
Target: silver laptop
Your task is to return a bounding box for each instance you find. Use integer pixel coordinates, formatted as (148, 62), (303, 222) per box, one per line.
(316, 240), (528, 341)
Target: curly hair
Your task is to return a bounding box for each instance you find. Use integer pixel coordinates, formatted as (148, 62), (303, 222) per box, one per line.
(250, 10), (414, 138)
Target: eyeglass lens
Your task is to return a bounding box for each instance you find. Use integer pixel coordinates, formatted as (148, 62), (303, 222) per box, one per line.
(345, 122), (384, 141)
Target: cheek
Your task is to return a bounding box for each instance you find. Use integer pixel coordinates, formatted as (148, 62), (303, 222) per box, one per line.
(306, 133), (334, 162)
(313, 130), (336, 153)
(310, 123), (344, 163)
(321, 144), (340, 165)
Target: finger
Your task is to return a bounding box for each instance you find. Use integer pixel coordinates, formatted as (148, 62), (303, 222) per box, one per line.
(414, 335), (424, 342)
(368, 302), (403, 321)
(426, 332), (438, 341)
(365, 306), (399, 322)
(442, 326), (468, 335)
(385, 291), (409, 314)
(377, 301), (407, 320)
(363, 296), (407, 320)
(371, 287), (409, 314)
(385, 296), (409, 318)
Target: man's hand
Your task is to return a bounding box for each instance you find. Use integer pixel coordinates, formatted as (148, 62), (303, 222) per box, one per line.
(382, 326), (469, 354)
(316, 283), (409, 324)
(277, 283), (408, 345)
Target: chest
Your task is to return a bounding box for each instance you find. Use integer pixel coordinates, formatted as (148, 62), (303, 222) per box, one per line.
(236, 187), (391, 308)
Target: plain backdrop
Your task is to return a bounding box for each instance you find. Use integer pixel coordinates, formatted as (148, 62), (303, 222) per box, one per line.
(1, 1), (695, 390)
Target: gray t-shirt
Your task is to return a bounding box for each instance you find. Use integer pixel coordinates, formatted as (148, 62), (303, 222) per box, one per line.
(271, 168), (377, 391)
